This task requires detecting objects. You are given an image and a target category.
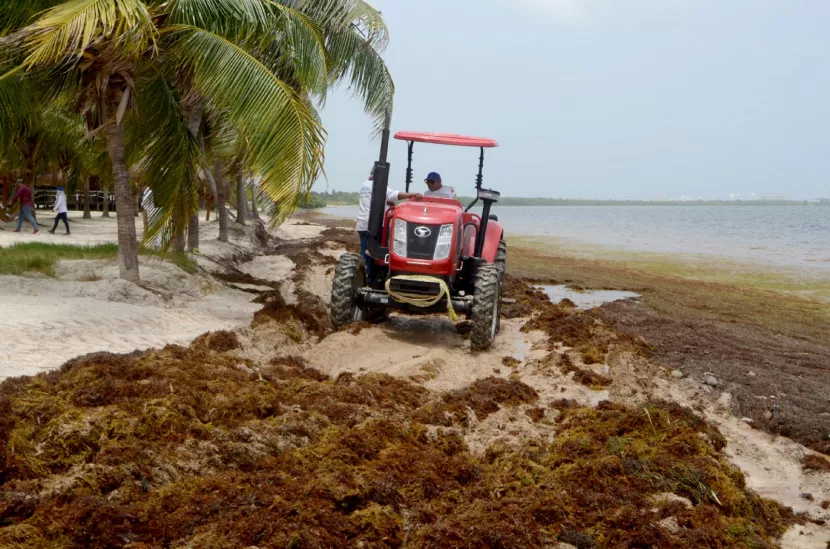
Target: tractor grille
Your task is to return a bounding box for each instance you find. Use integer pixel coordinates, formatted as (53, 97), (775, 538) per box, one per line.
(406, 223), (441, 260)
(389, 278), (442, 297)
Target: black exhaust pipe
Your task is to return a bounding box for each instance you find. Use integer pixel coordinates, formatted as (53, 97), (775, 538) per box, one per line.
(368, 162), (389, 241)
(368, 111), (392, 256)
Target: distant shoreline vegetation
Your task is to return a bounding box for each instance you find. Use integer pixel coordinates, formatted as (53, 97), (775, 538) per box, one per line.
(301, 191), (829, 209)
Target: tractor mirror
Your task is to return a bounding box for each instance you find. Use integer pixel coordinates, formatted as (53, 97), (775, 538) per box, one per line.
(477, 188), (500, 202)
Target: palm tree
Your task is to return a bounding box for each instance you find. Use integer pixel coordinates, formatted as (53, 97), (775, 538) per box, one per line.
(1, 0), (327, 282)
(150, 0), (395, 245)
(0, 71), (94, 210)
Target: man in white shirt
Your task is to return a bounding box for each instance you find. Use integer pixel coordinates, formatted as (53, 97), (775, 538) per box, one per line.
(355, 170), (421, 282)
(423, 172), (456, 199)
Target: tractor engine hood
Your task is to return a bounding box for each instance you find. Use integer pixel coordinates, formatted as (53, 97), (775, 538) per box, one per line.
(395, 198), (462, 225)
(388, 199), (463, 275)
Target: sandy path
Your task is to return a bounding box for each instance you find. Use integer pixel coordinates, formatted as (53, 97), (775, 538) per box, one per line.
(0, 290), (255, 378)
(0, 214), (263, 381)
(0, 210), (144, 247)
(302, 317), (537, 390)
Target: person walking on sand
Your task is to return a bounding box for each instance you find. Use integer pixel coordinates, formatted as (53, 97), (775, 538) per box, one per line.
(49, 186), (70, 235)
(6, 179), (39, 234)
(355, 168), (421, 283)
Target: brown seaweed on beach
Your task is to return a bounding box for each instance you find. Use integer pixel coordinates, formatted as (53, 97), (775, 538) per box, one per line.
(0, 339), (798, 548)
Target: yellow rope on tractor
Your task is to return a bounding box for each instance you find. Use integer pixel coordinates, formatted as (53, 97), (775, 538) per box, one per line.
(385, 275), (458, 322)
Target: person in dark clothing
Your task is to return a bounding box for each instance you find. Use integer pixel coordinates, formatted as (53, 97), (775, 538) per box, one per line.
(7, 180), (39, 234)
(49, 186), (70, 235)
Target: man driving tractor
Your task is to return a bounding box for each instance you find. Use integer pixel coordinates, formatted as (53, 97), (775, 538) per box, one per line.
(423, 172), (456, 199)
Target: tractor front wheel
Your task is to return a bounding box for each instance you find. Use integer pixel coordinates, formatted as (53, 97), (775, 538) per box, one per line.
(470, 263), (502, 351)
(331, 253), (366, 329)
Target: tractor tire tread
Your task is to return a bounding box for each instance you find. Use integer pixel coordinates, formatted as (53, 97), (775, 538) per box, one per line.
(470, 263), (501, 351)
(496, 239), (507, 285)
(495, 240), (507, 331)
(331, 253), (364, 330)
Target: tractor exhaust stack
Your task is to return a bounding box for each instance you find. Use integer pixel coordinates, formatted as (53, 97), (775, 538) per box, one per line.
(368, 111), (392, 253)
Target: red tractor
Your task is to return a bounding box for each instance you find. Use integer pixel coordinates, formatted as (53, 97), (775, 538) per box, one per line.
(331, 123), (506, 351)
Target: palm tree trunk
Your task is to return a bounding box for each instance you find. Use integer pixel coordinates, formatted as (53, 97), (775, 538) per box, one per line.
(102, 182), (111, 217)
(213, 158), (229, 243)
(25, 154), (37, 222)
(141, 201), (148, 234)
(196, 119), (221, 233)
(170, 193), (186, 252)
(1, 174), (8, 205)
(236, 169), (247, 226)
(170, 211), (186, 251)
(187, 209), (199, 251)
(105, 121), (140, 283)
(251, 188), (260, 220)
(25, 149), (37, 191)
(185, 103), (204, 251)
(82, 175), (92, 219)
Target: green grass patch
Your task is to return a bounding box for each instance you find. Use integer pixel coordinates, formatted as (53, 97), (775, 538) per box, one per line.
(0, 243), (200, 277)
(0, 243), (119, 277)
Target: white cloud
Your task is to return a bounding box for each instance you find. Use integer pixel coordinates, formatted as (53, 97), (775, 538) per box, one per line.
(515, 0), (684, 24)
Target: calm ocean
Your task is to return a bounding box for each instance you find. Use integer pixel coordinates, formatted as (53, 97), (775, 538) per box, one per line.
(318, 205), (830, 273)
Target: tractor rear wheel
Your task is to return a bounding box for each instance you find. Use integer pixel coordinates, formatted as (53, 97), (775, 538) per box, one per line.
(496, 239), (507, 286)
(331, 253), (366, 329)
(470, 263), (501, 351)
(495, 240), (507, 331)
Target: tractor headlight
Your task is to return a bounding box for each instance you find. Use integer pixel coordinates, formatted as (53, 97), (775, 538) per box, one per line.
(393, 219), (407, 257)
(433, 224), (454, 260)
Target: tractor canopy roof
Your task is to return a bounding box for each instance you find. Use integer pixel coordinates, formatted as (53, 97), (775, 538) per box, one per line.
(394, 132), (498, 148)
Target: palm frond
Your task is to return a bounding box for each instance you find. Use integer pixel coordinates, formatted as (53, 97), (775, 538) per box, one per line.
(262, 1), (328, 95)
(165, 25), (325, 225)
(22, 0), (156, 68)
(66, 154), (86, 192)
(0, 0), (63, 35)
(127, 73), (201, 251)
(166, 0), (271, 36)
(38, 106), (87, 157)
(275, 0), (352, 33)
(325, 22), (393, 132)
(277, 0), (389, 49)
(261, 0), (392, 131)
(346, 0), (389, 50)
(204, 110), (243, 162)
(0, 65), (28, 143)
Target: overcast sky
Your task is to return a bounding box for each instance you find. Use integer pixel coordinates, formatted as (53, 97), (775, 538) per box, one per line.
(316, 0), (830, 200)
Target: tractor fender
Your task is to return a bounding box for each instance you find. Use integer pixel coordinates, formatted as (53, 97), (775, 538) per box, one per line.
(480, 220), (504, 263)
